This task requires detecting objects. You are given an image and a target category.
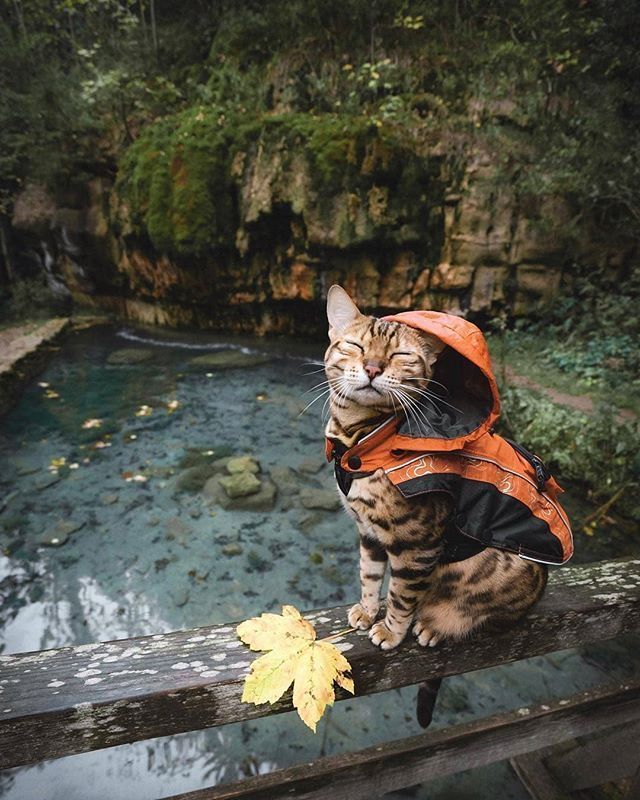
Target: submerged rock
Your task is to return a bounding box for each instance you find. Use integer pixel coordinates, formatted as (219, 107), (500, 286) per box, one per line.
(299, 488), (341, 511)
(100, 492), (119, 505)
(226, 456), (260, 475)
(172, 464), (217, 493)
(203, 475), (277, 511)
(35, 473), (60, 490)
(219, 472), (261, 498)
(189, 351), (270, 369)
(270, 465), (300, 496)
(177, 447), (233, 469)
(222, 543), (243, 556)
(107, 348), (154, 365)
(297, 458), (325, 475)
(164, 516), (192, 541)
(40, 518), (84, 547)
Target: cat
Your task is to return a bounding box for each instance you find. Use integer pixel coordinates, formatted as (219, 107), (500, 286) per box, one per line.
(323, 285), (548, 725)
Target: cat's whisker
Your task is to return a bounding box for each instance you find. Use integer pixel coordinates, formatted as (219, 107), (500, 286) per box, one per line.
(403, 377), (451, 394)
(394, 387), (434, 432)
(299, 386), (334, 416)
(389, 387), (418, 436)
(302, 379), (333, 395)
(386, 388), (399, 421)
(407, 386), (463, 415)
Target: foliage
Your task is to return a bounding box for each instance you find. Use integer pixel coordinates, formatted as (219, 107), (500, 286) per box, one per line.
(497, 261), (640, 412)
(500, 386), (640, 519)
(237, 604), (354, 732)
(0, 277), (67, 320)
(3, 0), (640, 241)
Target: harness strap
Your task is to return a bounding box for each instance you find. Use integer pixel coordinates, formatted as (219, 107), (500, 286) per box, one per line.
(329, 440), (372, 496)
(503, 437), (552, 491)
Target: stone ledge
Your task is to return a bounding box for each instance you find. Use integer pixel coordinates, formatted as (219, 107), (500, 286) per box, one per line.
(0, 317), (70, 416)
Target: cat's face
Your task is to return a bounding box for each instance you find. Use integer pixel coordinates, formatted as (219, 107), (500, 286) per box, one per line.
(324, 286), (443, 410)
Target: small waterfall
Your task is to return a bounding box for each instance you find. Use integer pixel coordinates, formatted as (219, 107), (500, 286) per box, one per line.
(60, 224), (80, 257)
(40, 240), (71, 298)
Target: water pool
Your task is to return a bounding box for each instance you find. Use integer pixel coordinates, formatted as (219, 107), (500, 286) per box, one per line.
(1, 323), (638, 800)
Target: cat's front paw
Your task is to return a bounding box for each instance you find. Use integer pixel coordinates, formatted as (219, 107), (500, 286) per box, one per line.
(368, 619), (405, 650)
(413, 620), (442, 648)
(348, 603), (377, 630)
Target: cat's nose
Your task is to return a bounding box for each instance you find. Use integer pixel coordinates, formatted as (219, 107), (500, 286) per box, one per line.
(364, 361), (384, 379)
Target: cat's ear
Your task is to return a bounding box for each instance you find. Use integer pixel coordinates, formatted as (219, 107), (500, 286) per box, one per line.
(421, 333), (446, 368)
(327, 285), (362, 331)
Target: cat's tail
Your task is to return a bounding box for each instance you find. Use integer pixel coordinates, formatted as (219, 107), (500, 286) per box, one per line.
(416, 677), (443, 728)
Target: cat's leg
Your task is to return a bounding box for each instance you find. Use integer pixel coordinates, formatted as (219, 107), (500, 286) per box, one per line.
(413, 550), (548, 647)
(348, 532), (388, 630)
(368, 546), (441, 649)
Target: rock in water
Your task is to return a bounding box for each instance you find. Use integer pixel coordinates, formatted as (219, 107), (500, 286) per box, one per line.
(203, 475), (277, 511)
(226, 456), (260, 475)
(270, 465), (300, 496)
(297, 458), (325, 475)
(173, 465), (217, 493)
(299, 488), (341, 511)
(40, 518), (84, 547)
(219, 472), (261, 498)
(189, 351), (270, 369)
(107, 348), (154, 365)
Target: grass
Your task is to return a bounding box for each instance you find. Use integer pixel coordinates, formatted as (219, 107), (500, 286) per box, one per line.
(487, 329), (640, 418)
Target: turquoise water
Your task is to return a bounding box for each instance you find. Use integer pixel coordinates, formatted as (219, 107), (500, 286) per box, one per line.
(0, 324), (638, 800)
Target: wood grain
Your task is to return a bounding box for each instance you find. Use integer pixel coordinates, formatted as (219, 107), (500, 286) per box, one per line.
(165, 682), (640, 800)
(0, 556), (639, 770)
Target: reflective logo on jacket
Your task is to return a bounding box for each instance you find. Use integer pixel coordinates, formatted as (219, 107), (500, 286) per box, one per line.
(325, 310), (573, 566)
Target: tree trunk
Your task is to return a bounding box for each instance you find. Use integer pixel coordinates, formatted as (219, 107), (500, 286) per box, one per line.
(149, 0), (159, 64)
(0, 215), (16, 284)
(139, 0), (149, 54)
(12, 0), (27, 41)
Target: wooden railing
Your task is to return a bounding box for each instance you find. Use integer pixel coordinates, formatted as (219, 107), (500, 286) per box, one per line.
(1, 556), (639, 798)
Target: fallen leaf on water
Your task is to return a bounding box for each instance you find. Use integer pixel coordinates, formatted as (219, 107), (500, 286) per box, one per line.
(38, 382), (49, 388)
(49, 457), (66, 471)
(135, 405), (153, 417)
(92, 440), (111, 450)
(167, 400), (180, 413)
(121, 471), (147, 483)
(44, 389), (60, 399)
(237, 605), (354, 732)
(82, 418), (102, 429)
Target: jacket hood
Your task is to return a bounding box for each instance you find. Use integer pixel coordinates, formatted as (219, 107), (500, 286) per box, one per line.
(381, 310), (500, 452)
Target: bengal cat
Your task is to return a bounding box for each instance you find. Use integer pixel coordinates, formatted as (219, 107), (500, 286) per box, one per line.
(323, 286), (547, 712)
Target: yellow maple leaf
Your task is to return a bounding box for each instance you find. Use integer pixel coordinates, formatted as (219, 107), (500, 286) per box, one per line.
(237, 604), (315, 651)
(237, 605), (354, 732)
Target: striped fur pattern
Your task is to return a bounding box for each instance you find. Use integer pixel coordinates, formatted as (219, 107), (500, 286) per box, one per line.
(324, 286), (547, 650)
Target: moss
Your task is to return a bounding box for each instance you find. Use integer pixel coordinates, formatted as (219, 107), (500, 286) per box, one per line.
(116, 106), (441, 256)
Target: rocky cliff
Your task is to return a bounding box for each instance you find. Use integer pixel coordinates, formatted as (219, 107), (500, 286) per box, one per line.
(8, 110), (635, 335)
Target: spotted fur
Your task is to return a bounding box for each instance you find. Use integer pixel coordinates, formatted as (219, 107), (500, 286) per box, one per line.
(324, 286), (547, 651)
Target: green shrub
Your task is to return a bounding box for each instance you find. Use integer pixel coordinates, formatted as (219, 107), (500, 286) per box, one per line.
(500, 385), (640, 519)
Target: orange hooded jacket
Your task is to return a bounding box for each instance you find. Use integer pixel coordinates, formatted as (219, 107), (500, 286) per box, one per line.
(325, 310), (573, 565)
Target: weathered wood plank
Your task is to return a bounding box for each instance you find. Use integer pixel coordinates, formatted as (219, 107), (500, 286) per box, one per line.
(510, 752), (568, 800)
(0, 557), (639, 769)
(162, 682), (640, 800)
(544, 722), (640, 792)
